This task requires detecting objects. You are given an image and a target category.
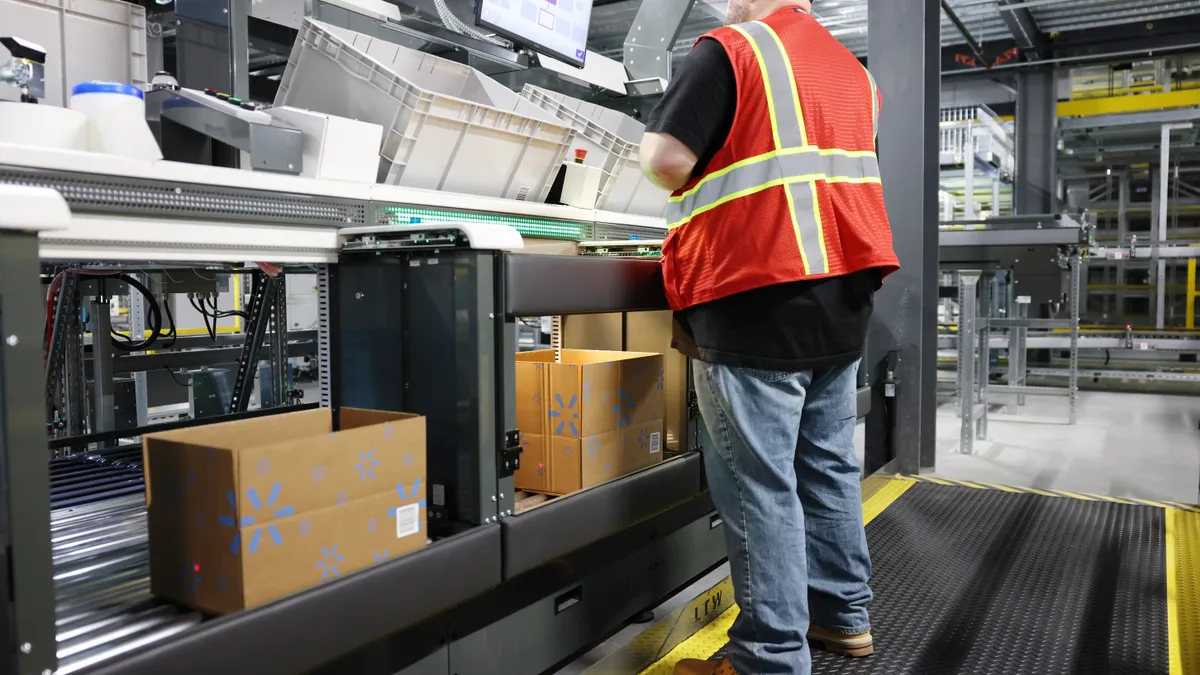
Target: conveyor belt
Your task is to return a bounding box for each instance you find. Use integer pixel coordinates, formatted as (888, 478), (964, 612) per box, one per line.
(638, 478), (1200, 675)
(48, 450), (200, 674)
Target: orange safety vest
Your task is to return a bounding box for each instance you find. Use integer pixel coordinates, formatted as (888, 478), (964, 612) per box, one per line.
(662, 8), (899, 311)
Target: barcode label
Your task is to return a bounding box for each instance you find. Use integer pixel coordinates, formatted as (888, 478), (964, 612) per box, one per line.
(515, 186), (532, 201)
(395, 503), (420, 538)
(650, 432), (661, 454)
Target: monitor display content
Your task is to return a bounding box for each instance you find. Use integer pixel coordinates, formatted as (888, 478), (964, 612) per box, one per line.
(476, 0), (594, 67)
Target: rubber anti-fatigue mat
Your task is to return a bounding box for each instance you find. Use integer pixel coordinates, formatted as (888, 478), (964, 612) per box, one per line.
(713, 482), (1170, 674)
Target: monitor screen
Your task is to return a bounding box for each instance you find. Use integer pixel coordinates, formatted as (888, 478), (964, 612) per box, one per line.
(476, 0), (594, 67)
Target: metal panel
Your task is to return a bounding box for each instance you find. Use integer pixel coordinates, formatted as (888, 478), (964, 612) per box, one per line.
(87, 525), (502, 675)
(501, 453), (703, 579)
(866, 0), (941, 474)
(0, 232), (56, 675)
(622, 0), (697, 83)
(452, 502), (724, 675)
(505, 255), (668, 317)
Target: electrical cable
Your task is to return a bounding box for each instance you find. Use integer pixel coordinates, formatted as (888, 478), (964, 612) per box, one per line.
(90, 274), (164, 352)
(433, 0), (504, 45)
(163, 366), (190, 388)
(188, 294), (216, 342)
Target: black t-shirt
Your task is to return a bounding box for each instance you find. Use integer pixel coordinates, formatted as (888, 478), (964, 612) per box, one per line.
(646, 36), (877, 372)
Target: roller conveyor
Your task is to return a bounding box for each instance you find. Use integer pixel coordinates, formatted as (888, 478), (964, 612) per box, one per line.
(47, 455), (201, 675)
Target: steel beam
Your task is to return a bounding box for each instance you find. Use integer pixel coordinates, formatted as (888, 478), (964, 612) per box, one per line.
(1059, 106), (1200, 131)
(867, 0), (941, 474)
(997, 0), (1048, 60)
(1015, 66), (1057, 215)
(622, 0), (697, 83)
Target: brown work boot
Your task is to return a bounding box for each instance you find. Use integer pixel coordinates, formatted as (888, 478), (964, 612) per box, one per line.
(673, 657), (737, 675)
(807, 625), (874, 657)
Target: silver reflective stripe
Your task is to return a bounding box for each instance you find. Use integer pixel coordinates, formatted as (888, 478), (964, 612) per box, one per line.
(865, 68), (880, 138)
(736, 21), (806, 148)
(787, 181), (827, 274)
(667, 151), (880, 224)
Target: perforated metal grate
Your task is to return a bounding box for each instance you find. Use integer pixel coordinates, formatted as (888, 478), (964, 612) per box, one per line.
(0, 167), (366, 226)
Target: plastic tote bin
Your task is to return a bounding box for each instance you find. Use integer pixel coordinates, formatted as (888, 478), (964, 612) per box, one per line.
(275, 19), (577, 202)
(520, 85), (669, 218)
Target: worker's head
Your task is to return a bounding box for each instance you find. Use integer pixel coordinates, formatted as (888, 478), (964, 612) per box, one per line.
(726, 0), (812, 24)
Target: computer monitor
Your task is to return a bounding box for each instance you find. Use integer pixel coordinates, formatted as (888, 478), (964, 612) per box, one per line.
(475, 0), (594, 68)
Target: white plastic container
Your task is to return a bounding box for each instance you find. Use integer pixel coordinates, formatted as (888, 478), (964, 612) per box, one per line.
(520, 85), (669, 218)
(275, 19), (576, 202)
(0, 101), (88, 150)
(70, 81), (162, 161)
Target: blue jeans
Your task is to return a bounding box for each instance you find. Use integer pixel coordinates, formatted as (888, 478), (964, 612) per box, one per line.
(694, 360), (872, 675)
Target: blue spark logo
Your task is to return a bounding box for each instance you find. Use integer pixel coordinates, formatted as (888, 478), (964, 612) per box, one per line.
(639, 429), (652, 450)
(383, 424), (396, 440)
(336, 491), (349, 507)
(366, 518), (379, 534)
(374, 550), (390, 563)
(312, 465), (326, 483)
(317, 546), (344, 579)
(586, 436), (600, 458)
(256, 458), (271, 475)
(657, 369), (665, 391)
(582, 381), (593, 402)
(548, 393), (579, 435)
(402, 452), (415, 468)
(563, 443), (574, 458)
(298, 520), (312, 536)
(218, 484), (295, 554)
(355, 450), (380, 481)
(388, 479), (427, 520)
(613, 389), (636, 427)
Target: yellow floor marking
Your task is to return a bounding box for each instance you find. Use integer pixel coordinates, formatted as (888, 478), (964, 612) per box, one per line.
(1167, 507), (1200, 674)
(637, 606), (740, 675)
(862, 477), (915, 526)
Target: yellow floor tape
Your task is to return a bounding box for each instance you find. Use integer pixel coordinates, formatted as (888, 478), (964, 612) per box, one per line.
(1167, 507), (1200, 675)
(637, 477), (915, 674)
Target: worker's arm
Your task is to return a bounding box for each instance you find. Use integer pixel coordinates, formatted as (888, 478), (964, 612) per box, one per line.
(640, 38), (737, 192)
(640, 132), (699, 192)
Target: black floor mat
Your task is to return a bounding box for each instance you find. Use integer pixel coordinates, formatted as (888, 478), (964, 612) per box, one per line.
(712, 483), (1168, 674)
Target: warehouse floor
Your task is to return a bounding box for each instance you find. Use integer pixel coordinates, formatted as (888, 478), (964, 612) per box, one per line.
(558, 390), (1199, 674)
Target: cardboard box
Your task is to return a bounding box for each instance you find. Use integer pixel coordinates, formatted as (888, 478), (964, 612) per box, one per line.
(144, 408), (427, 614)
(515, 350), (664, 495)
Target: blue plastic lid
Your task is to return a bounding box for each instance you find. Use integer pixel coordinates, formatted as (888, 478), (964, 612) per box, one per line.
(71, 81), (144, 99)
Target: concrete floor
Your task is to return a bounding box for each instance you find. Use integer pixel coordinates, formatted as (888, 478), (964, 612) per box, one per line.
(931, 390), (1199, 503)
(560, 390), (1199, 673)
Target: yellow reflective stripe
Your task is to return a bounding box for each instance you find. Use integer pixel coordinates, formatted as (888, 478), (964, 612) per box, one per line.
(862, 65), (879, 144)
(667, 174), (881, 230)
(730, 24), (784, 149)
(668, 146), (878, 204)
(760, 21), (808, 148)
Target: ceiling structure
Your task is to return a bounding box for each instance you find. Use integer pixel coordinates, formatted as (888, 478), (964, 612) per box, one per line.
(588, 0), (1200, 73)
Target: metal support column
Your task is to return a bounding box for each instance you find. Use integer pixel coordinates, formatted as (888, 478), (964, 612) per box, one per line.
(964, 122), (976, 220)
(866, 0), (940, 474)
(1068, 250), (1081, 425)
(1015, 66), (1057, 215)
(992, 174), (1002, 218)
(976, 277), (991, 442)
(957, 272), (983, 455)
(1117, 172), (1130, 322)
(0, 231), (56, 675)
(269, 275), (289, 408)
(622, 0), (697, 94)
(1010, 296), (1030, 408)
(129, 274), (150, 428)
(1157, 123), (1171, 329)
(89, 297), (116, 436)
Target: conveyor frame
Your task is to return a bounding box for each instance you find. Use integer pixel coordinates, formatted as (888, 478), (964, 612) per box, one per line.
(0, 165), (885, 675)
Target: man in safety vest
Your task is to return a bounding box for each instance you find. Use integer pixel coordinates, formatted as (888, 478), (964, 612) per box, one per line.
(638, 0), (899, 673)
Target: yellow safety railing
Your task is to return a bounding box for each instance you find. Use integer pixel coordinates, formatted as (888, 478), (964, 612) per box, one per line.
(1188, 258), (1197, 330)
